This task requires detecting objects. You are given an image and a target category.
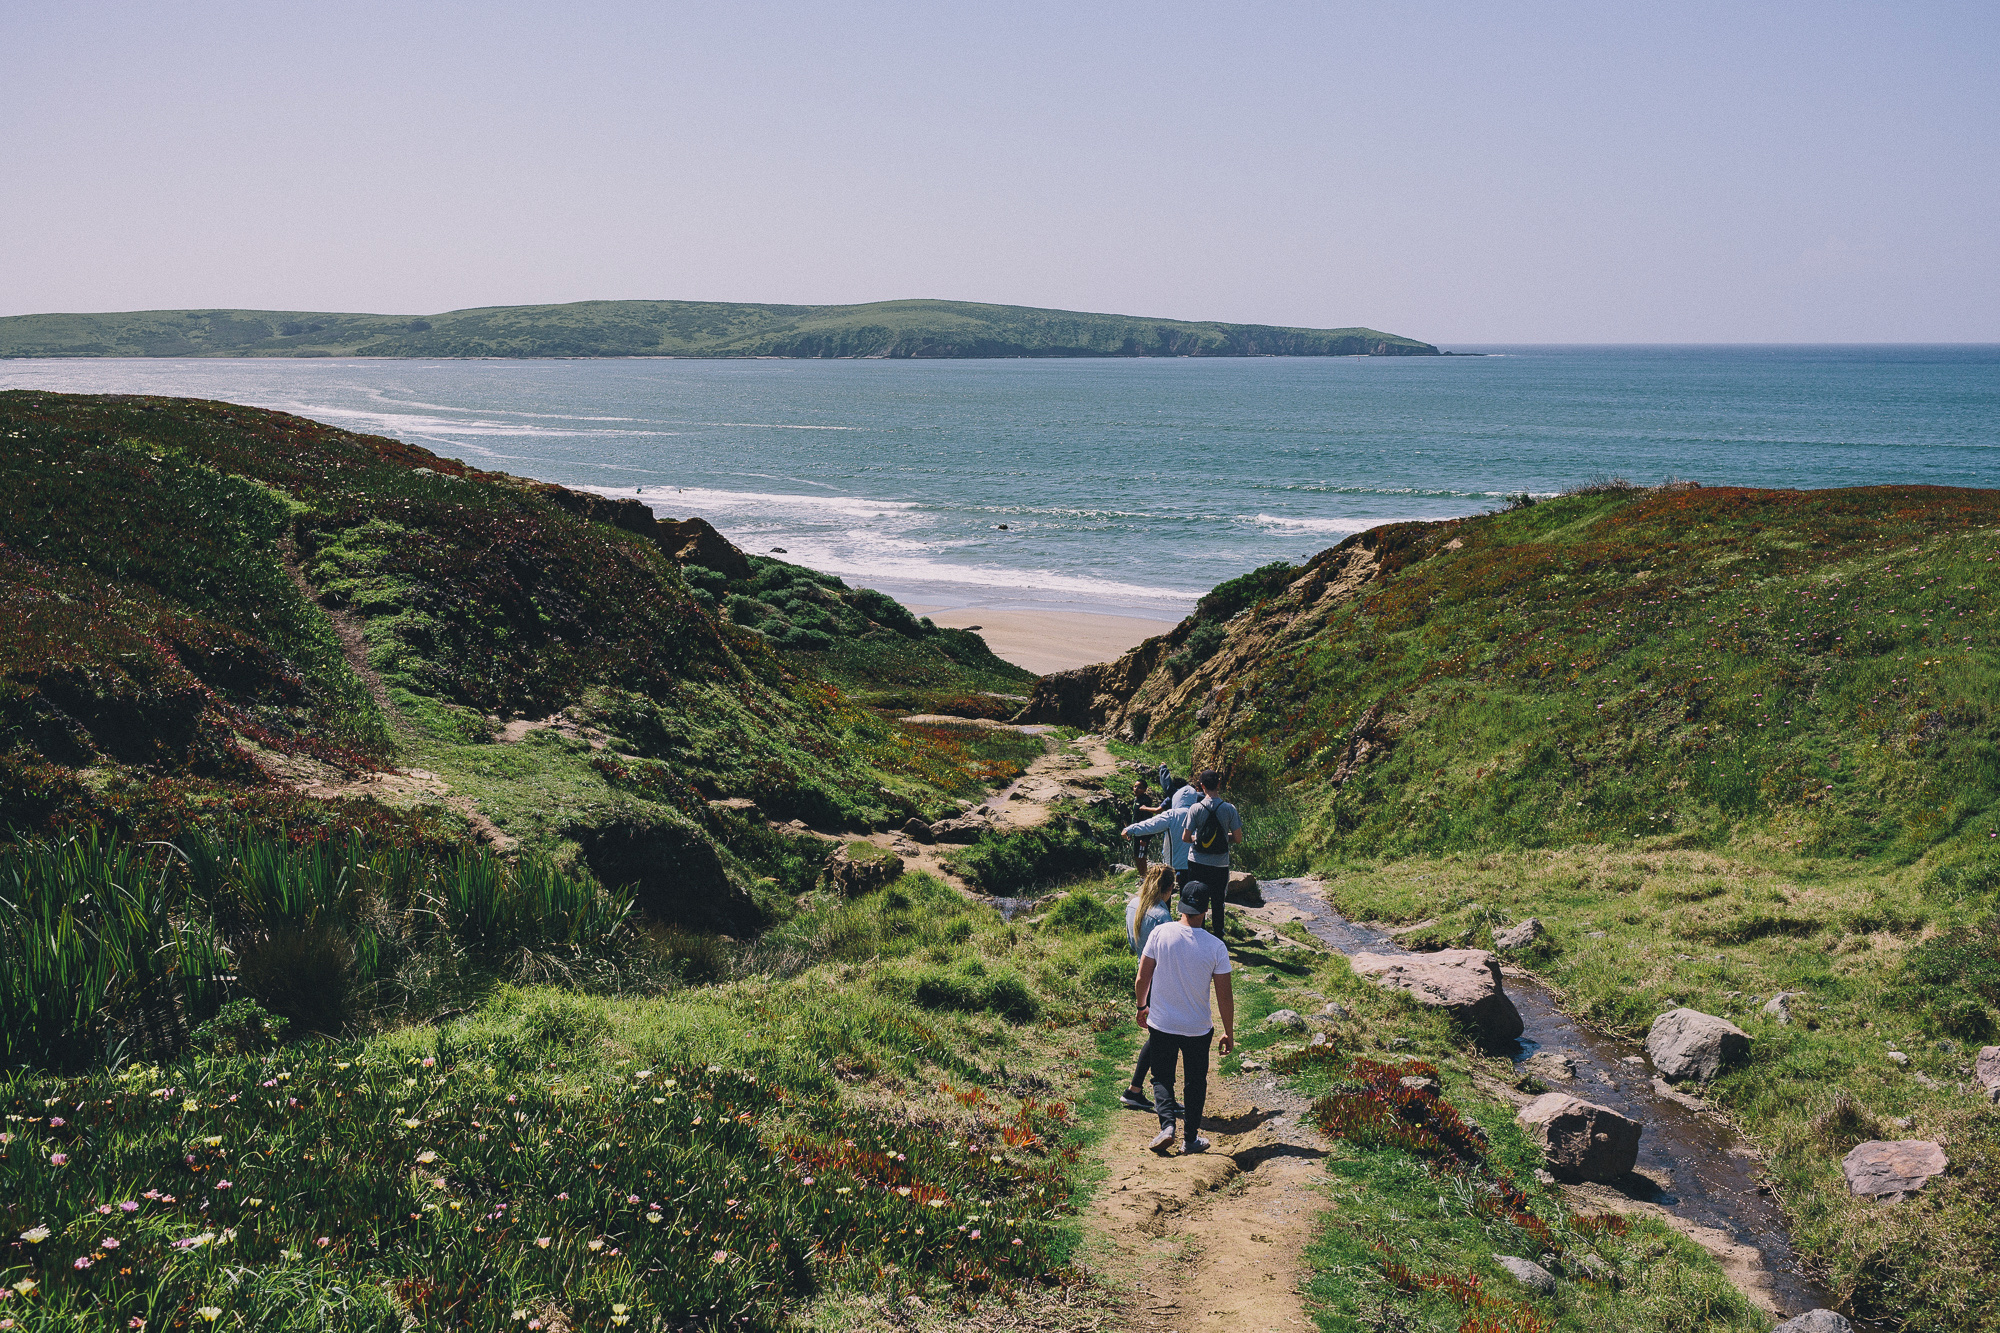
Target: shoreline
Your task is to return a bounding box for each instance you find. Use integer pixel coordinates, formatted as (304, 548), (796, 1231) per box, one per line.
(907, 605), (1177, 676)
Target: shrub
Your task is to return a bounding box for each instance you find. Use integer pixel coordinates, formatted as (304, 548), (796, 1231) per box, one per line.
(189, 998), (288, 1057)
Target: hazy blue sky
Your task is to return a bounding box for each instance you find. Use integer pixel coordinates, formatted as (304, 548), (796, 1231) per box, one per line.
(4, 1), (1994, 341)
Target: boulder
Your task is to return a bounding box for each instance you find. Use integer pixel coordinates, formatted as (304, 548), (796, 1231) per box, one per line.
(1493, 1255), (1556, 1294)
(1226, 870), (1263, 905)
(1645, 1009), (1751, 1082)
(1350, 949), (1525, 1046)
(819, 844), (904, 897)
(900, 817), (936, 844)
(1517, 1094), (1642, 1182)
(1976, 1046), (2000, 1100)
(1262, 1009), (1308, 1033)
(928, 817), (988, 845)
(1492, 918), (1545, 951)
(1322, 1001), (1354, 1020)
(1773, 1313), (1852, 1333)
(1398, 1074), (1442, 1096)
(1842, 1139), (1948, 1202)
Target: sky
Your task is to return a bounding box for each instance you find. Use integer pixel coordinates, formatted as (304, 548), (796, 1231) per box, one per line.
(3, 1), (1996, 342)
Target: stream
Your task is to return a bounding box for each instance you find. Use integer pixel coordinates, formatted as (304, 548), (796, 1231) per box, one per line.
(1255, 876), (1842, 1322)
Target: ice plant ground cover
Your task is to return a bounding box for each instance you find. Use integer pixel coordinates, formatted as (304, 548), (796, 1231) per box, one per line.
(0, 871), (1142, 1329)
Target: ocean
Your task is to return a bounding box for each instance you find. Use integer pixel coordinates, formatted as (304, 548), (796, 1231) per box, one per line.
(4, 345), (1995, 620)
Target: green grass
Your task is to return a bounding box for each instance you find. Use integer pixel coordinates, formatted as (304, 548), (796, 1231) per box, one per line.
(0, 870), (1152, 1330)
(0, 300), (1437, 360)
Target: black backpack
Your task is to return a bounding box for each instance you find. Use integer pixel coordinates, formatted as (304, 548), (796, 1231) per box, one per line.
(1192, 799), (1231, 857)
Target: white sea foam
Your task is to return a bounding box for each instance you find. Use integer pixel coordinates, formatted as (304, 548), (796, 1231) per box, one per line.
(1250, 513), (1378, 535)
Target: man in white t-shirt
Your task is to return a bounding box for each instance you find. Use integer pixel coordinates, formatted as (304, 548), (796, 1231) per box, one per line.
(1134, 881), (1235, 1154)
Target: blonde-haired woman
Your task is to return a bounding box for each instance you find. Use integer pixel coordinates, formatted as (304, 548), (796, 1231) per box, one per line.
(1121, 864), (1182, 1112)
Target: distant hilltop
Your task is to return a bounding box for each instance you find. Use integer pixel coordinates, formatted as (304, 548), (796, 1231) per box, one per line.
(0, 298), (1438, 360)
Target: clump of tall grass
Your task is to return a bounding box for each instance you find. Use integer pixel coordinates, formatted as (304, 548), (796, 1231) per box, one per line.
(0, 831), (633, 1069)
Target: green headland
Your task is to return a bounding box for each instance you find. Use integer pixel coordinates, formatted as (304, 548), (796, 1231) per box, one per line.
(0, 299), (1438, 360)
(3, 391), (1997, 1331)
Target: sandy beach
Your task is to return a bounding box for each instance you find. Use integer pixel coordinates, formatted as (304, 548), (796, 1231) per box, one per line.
(909, 605), (1178, 676)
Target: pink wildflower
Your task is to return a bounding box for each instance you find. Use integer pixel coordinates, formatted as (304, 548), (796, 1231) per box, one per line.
(120, 1201), (138, 1211)
(49, 1153), (68, 1166)
(102, 1238), (119, 1249)
(315, 1237), (330, 1247)
(48, 1118), (64, 1128)
(73, 1257), (92, 1269)
(215, 1181), (231, 1190)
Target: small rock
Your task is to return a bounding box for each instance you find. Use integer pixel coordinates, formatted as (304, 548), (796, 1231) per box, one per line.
(1912, 1071), (1940, 1089)
(1841, 1139), (1948, 1202)
(1399, 1074), (1442, 1096)
(1646, 1009), (1752, 1083)
(1585, 930), (1607, 938)
(1387, 1037), (1413, 1049)
(1935, 1039), (1958, 1054)
(1322, 1001), (1354, 1020)
(1773, 1312), (1853, 1333)
(1650, 1077), (1706, 1111)
(1533, 1167), (1557, 1185)
(1492, 918), (1545, 951)
(901, 817), (935, 844)
(1493, 1255), (1557, 1294)
(1263, 1009), (1308, 1032)
(819, 844), (905, 896)
(1518, 1094), (1643, 1182)
(1620, 1055), (1646, 1067)
(1308, 1031), (1334, 1049)
(1111, 862), (1136, 874)
(1239, 1060), (1265, 1072)
(1520, 1051), (1576, 1082)
(1885, 1050), (1910, 1066)
(1762, 992), (1805, 1025)
(1891, 1116), (1913, 1129)
(928, 817), (988, 844)
(1570, 1252), (1617, 1286)
(1975, 1046), (2000, 1096)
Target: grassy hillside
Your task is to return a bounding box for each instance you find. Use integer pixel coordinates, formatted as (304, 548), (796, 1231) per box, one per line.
(0, 299), (1437, 360)
(0, 390), (1031, 917)
(1034, 480), (2000, 1328)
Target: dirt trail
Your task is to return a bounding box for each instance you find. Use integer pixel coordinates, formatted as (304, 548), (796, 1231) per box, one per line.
(1084, 994), (1329, 1332)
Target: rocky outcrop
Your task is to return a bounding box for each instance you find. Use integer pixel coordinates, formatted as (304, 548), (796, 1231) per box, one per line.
(900, 817), (936, 844)
(1350, 948), (1524, 1046)
(1646, 1009), (1751, 1082)
(657, 516), (751, 580)
(820, 844), (904, 896)
(1517, 1093), (1642, 1182)
(927, 816), (990, 844)
(1492, 918), (1545, 951)
(1842, 1139), (1948, 1202)
(1225, 870), (1261, 904)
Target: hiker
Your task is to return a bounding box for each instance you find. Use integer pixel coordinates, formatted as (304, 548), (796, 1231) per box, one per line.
(1135, 880), (1235, 1154)
(1121, 777), (1202, 883)
(1129, 775), (1155, 868)
(1119, 864), (1180, 1113)
(1178, 769), (1242, 937)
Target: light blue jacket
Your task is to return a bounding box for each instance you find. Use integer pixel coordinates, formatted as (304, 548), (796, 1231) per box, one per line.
(1127, 899), (1174, 956)
(1123, 784), (1202, 871)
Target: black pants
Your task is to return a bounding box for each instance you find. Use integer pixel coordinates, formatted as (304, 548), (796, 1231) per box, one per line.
(1180, 862), (1230, 937)
(1130, 1031), (1154, 1090)
(1147, 1026), (1213, 1145)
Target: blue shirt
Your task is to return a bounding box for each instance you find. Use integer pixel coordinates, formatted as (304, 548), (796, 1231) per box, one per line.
(1127, 899), (1174, 956)
(1124, 801), (1194, 870)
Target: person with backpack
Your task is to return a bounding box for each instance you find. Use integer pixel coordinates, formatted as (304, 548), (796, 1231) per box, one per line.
(1179, 769), (1242, 937)
(1135, 878), (1235, 1155)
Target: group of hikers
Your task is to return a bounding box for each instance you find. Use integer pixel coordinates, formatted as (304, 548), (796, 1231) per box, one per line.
(1118, 767), (1242, 1156)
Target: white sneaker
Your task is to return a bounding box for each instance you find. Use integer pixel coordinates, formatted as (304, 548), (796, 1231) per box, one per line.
(1185, 1136), (1211, 1153)
(1148, 1126), (1177, 1155)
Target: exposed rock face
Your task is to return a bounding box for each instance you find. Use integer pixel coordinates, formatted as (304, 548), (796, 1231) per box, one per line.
(1350, 949), (1524, 1045)
(1225, 870), (1262, 904)
(1773, 1313), (1853, 1333)
(1976, 1046), (2000, 1100)
(1517, 1093), (1642, 1182)
(1014, 538), (1400, 763)
(820, 844), (904, 897)
(1492, 918), (1545, 951)
(1842, 1139), (1948, 1202)
(657, 516), (751, 581)
(1646, 1008), (1751, 1082)
(1493, 1255), (1557, 1293)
